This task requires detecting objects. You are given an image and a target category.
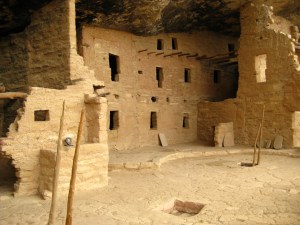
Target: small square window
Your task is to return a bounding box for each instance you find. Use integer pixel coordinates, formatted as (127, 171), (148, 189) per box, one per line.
(34, 110), (50, 121)
(255, 54), (267, 83)
(184, 68), (191, 83)
(183, 113), (189, 128)
(156, 67), (163, 88)
(172, 38), (178, 50)
(109, 111), (119, 130)
(213, 70), (221, 83)
(150, 112), (157, 129)
(157, 39), (164, 50)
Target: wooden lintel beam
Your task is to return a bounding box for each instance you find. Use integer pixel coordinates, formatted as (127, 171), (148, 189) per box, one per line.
(187, 53), (198, 58)
(210, 54), (238, 62)
(196, 55), (207, 60)
(163, 52), (182, 57)
(138, 49), (148, 53)
(0, 92), (28, 99)
(156, 52), (164, 56)
(178, 53), (190, 57)
(147, 51), (156, 55)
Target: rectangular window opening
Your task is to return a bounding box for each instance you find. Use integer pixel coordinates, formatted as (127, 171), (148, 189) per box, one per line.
(109, 111), (119, 130)
(150, 112), (157, 130)
(157, 39), (164, 50)
(156, 67), (163, 88)
(213, 70), (221, 83)
(109, 53), (120, 82)
(228, 43), (235, 56)
(172, 38), (178, 50)
(138, 70), (143, 74)
(183, 113), (189, 128)
(255, 54), (267, 83)
(184, 68), (191, 83)
(34, 110), (50, 121)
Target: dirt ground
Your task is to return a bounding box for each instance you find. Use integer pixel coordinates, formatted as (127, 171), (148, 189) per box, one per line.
(1, 154), (300, 225)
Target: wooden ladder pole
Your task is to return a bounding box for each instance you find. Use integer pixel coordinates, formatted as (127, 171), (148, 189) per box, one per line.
(48, 100), (65, 225)
(65, 108), (85, 225)
(257, 104), (265, 165)
(252, 123), (261, 166)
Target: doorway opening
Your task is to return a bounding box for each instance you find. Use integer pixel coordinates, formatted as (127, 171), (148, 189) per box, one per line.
(109, 53), (120, 82)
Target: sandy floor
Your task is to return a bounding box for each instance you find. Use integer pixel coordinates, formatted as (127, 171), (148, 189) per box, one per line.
(1, 154), (300, 225)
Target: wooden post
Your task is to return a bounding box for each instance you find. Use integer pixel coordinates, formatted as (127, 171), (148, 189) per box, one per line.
(48, 101), (65, 225)
(252, 123), (261, 166)
(257, 105), (265, 165)
(0, 92), (28, 99)
(65, 108), (85, 225)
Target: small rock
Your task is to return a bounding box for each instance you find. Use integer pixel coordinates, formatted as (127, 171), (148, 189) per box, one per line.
(289, 189), (299, 194)
(42, 190), (52, 200)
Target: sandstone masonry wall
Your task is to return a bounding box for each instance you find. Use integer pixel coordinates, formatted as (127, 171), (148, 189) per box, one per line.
(197, 3), (300, 148)
(1, 0), (109, 196)
(81, 27), (238, 150)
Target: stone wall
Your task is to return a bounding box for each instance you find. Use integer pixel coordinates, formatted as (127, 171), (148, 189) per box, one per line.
(80, 27), (238, 150)
(197, 3), (300, 148)
(39, 143), (108, 197)
(0, 0), (71, 92)
(1, 0), (110, 196)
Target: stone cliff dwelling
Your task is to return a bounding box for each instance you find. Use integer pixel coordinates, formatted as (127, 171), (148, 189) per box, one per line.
(0, 0), (300, 224)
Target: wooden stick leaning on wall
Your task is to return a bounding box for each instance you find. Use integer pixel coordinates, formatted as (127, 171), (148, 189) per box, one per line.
(48, 100), (65, 225)
(252, 123), (262, 166)
(65, 108), (85, 225)
(257, 104), (265, 165)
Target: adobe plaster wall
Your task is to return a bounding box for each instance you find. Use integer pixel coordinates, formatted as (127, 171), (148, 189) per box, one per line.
(80, 27), (238, 150)
(198, 3), (300, 148)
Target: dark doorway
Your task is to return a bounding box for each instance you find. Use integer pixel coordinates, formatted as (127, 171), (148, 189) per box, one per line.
(157, 39), (164, 50)
(156, 67), (163, 88)
(172, 38), (178, 50)
(150, 112), (157, 129)
(0, 154), (17, 195)
(213, 70), (221, 84)
(109, 111), (119, 130)
(109, 54), (120, 81)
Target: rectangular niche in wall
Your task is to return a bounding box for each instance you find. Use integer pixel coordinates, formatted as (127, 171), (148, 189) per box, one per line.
(172, 38), (178, 50)
(34, 110), (50, 121)
(183, 113), (189, 128)
(228, 43), (235, 56)
(150, 112), (157, 130)
(109, 53), (120, 82)
(157, 39), (164, 50)
(109, 111), (119, 130)
(184, 68), (191, 83)
(156, 67), (164, 88)
(213, 70), (221, 83)
(255, 54), (267, 83)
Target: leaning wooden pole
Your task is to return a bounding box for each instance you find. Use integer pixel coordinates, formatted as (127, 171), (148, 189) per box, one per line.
(252, 123), (262, 166)
(257, 104), (265, 165)
(48, 101), (65, 225)
(65, 108), (85, 225)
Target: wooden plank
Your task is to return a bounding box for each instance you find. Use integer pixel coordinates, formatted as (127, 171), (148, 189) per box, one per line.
(47, 101), (65, 225)
(65, 108), (85, 225)
(158, 133), (168, 147)
(0, 92), (27, 99)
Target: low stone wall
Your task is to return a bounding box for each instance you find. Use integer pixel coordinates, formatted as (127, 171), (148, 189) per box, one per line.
(39, 143), (108, 198)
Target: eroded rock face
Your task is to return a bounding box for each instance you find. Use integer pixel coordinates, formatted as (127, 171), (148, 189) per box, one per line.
(0, 0), (299, 37)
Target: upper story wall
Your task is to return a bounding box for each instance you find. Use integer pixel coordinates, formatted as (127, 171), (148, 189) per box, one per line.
(80, 27), (239, 149)
(80, 27), (239, 101)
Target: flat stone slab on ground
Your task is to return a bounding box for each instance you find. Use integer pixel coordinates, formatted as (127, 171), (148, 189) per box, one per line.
(159, 133), (168, 147)
(273, 135), (283, 150)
